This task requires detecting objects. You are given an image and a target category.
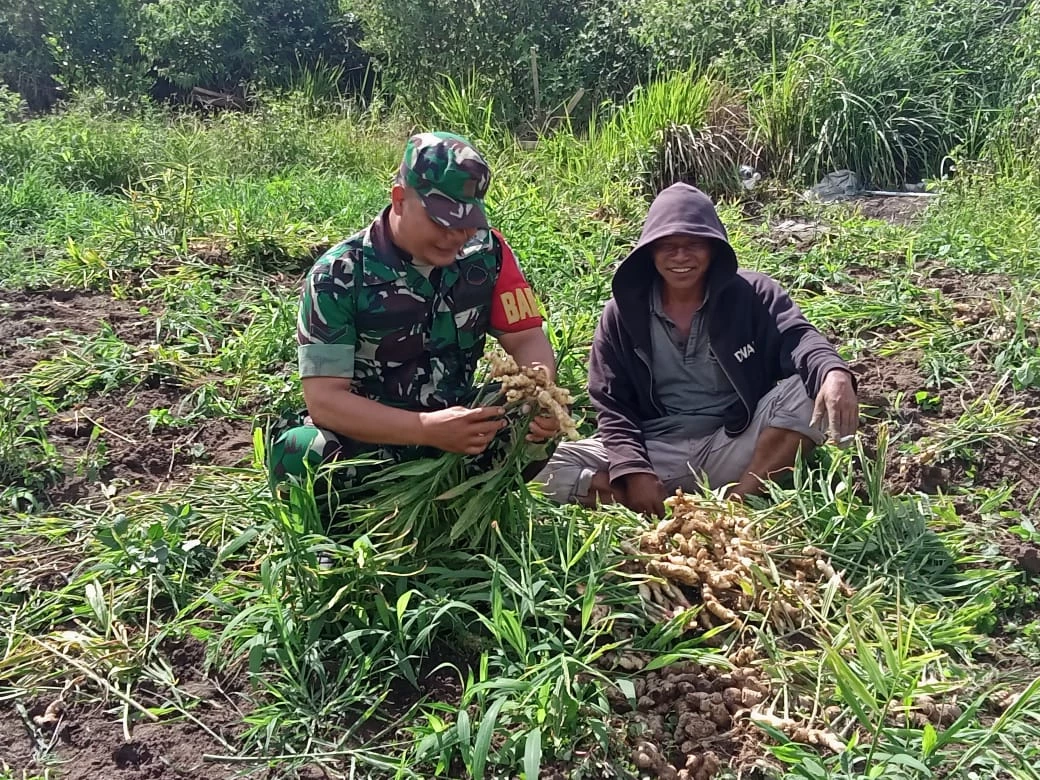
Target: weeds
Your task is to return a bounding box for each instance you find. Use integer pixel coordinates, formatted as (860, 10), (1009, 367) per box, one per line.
(0, 385), (62, 510)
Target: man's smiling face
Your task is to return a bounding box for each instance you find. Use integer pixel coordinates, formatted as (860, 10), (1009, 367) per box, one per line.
(651, 235), (713, 295)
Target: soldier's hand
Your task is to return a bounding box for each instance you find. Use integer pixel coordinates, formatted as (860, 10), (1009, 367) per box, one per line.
(418, 406), (506, 455)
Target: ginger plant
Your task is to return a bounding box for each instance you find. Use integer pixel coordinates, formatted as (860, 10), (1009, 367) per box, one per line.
(338, 349), (581, 554)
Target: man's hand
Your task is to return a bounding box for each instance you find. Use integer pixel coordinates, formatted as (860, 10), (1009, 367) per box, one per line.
(620, 472), (666, 517)
(418, 406), (506, 455)
(811, 369), (859, 443)
(526, 411), (560, 443)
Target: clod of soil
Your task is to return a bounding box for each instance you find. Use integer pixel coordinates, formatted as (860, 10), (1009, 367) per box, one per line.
(1008, 541), (1040, 576)
(610, 655), (769, 779)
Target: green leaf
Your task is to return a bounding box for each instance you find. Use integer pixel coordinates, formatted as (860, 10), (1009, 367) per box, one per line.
(921, 722), (937, 757)
(931, 691), (984, 751)
(565, 522), (602, 570)
(768, 742), (807, 764)
(523, 728), (542, 780)
(449, 492), (490, 542)
(951, 677), (1040, 771)
(580, 577), (596, 632)
(826, 646), (878, 728)
(850, 623), (888, 696)
(216, 527), (258, 565)
(882, 753), (932, 773)
(396, 590), (414, 624)
(455, 708), (472, 767)
(801, 757), (828, 778)
(434, 468), (499, 501)
(367, 457), (446, 481)
(644, 652), (687, 671)
(471, 697), (505, 779)
(248, 642), (266, 674)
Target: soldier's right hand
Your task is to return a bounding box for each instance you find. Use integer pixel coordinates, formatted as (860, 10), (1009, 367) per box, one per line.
(417, 406), (507, 455)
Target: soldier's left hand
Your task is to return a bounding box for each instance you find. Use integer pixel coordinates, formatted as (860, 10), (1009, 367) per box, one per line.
(526, 412), (560, 443)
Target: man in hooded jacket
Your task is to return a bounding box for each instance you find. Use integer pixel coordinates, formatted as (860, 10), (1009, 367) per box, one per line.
(533, 183), (858, 515)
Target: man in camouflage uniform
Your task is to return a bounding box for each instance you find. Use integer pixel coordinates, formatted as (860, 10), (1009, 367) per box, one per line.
(269, 132), (560, 491)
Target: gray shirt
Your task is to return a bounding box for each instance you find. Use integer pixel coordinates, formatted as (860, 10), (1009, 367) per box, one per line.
(640, 282), (740, 440)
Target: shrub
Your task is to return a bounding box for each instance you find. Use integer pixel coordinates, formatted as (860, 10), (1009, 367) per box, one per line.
(355, 0), (588, 123)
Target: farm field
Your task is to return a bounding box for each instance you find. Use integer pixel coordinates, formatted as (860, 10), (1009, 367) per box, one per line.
(2, 11), (1040, 773)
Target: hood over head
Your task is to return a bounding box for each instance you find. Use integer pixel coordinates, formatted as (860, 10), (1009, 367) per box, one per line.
(612, 183), (738, 300)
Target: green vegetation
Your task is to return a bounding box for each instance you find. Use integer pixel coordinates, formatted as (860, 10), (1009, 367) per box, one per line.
(2, 1), (1040, 778)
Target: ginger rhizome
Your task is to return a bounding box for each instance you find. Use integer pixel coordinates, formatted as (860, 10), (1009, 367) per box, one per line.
(486, 351), (579, 440)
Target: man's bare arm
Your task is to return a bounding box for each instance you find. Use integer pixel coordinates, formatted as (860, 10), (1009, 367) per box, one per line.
(302, 377), (505, 455)
(496, 326), (556, 380)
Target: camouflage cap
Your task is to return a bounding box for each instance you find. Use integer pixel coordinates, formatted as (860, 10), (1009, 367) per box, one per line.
(399, 131), (491, 229)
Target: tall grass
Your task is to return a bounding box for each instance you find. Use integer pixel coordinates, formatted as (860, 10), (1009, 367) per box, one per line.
(749, 19), (981, 187)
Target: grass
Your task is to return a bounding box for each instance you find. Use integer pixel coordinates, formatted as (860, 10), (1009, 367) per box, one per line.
(1, 77), (1039, 779)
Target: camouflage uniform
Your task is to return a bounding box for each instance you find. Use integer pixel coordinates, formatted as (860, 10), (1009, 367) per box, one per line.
(269, 132), (513, 490)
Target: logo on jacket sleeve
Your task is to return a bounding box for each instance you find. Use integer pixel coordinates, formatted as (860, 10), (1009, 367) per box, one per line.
(734, 342), (756, 362)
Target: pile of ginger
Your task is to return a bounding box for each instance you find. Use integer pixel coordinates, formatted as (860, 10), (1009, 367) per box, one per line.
(622, 490), (853, 631)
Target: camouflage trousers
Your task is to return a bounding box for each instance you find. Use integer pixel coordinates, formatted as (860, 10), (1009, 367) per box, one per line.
(269, 410), (427, 490)
(266, 408), (536, 494)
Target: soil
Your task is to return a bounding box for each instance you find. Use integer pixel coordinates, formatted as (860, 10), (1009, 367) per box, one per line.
(839, 263), (1040, 579)
(45, 385), (256, 504)
(849, 326), (1040, 512)
(844, 193), (936, 225)
(0, 289), (154, 379)
(0, 638), (259, 780)
(0, 288), (257, 504)
(744, 206), (1040, 574)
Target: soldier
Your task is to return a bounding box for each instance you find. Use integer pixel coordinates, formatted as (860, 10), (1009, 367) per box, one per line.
(269, 132), (561, 491)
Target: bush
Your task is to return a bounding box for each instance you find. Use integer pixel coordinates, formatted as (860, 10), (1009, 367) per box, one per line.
(632, 0), (832, 78)
(138, 0), (369, 93)
(137, 0), (248, 91)
(15, 101), (154, 192)
(1, 0), (367, 106)
(985, 0), (1040, 168)
(744, 1), (1029, 187)
(355, 0), (589, 123)
(0, 0), (60, 108)
(43, 0), (149, 99)
(558, 0), (651, 110)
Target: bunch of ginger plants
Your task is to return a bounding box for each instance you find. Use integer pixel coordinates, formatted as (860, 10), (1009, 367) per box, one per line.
(333, 349), (580, 555)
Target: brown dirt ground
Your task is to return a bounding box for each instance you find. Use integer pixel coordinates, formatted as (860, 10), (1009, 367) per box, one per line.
(845, 193), (936, 225)
(46, 385), (256, 504)
(0, 641), (470, 780)
(750, 210), (1040, 573)
(0, 638), (262, 780)
(845, 269), (1040, 575)
(0, 289), (257, 504)
(0, 289), (154, 379)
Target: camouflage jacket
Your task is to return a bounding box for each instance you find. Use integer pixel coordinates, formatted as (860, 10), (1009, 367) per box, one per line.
(296, 208), (502, 411)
